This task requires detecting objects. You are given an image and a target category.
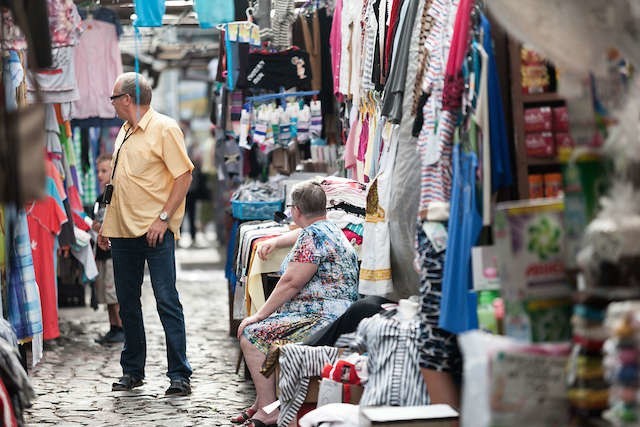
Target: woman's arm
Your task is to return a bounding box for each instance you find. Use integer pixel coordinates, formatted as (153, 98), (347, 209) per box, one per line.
(257, 228), (302, 260)
(237, 261), (318, 338)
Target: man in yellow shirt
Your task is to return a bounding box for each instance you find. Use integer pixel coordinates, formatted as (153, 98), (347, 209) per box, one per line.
(98, 72), (194, 396)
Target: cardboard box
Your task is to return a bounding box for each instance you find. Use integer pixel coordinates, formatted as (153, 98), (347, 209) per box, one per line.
(525, 132), (555, 157)
(359, 405), (459, 427)
(274, 366), (320, 403)
(552, 106), (570, 132)
(494, 198), (570, 301)
(317, 378), (363, 406)
(524, 107), (553, 132)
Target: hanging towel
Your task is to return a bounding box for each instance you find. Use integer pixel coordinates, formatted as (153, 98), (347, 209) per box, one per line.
(194, 0), (234, 28)
(134, 0), (165, 27)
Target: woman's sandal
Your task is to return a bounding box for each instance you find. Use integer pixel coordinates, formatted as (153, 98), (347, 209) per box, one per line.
(230, 407), (257, 424)
(244, 419), (277, 427)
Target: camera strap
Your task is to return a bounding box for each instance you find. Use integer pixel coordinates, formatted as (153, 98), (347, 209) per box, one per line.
(110, 125), (136, 181)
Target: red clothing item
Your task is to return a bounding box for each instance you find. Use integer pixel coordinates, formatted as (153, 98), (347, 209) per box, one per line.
(383, 0), (403, 80)
(26, 196), (67, 341)
(67, 185), (84, 213)
(72, 211), (90, 232)
(342, 229), (363, 245)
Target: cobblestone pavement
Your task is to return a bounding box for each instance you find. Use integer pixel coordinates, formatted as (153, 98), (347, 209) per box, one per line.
(24, 245), (255, 426)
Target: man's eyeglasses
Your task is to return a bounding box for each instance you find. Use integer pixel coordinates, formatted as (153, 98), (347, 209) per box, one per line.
(109, 93), (127, 101)
(286, 204), (296, 208)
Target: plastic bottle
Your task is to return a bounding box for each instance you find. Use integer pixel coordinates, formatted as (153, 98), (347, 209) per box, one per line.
(477, 290), (500, 334)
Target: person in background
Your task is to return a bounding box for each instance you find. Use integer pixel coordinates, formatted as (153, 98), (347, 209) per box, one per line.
(98, 72), (194, 396)
(184, 131), (207, 247)
(234, 180), (359, 427)
(92, 154), (124, 345)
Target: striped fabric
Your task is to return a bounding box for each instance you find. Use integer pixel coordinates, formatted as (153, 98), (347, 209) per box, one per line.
(417, 0), (459, 218)
(412, 0), (435, 115)
(360, 0), (377, 93)
(7, 209), (43, 342)
(277, 344), (340, 427)
(355, 310), (429, 406)
(345, 223), (364, 236)
(271, 0), (295, 49)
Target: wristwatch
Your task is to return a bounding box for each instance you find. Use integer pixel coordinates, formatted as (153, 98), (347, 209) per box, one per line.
(159, 211), (169, 222)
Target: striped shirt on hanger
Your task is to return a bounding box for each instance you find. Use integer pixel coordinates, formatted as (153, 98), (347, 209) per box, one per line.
(277, 344), (340, 426)
(354, 310), (429, 406)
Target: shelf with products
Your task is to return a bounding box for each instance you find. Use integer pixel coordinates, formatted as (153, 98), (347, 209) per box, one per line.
(522, 92), (565, 105)
(508, 38), (571, 199)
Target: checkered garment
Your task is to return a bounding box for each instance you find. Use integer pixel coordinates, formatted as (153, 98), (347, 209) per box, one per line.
(7, 210), (43, 341)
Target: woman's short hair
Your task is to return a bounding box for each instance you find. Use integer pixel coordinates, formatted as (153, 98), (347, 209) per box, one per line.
(291, 181), (326, 217)
(117, 72), (152, 105)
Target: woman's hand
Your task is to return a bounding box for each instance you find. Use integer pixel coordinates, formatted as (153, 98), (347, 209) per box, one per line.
(257, 238), (278, 261)
(237, 313), (265, 339)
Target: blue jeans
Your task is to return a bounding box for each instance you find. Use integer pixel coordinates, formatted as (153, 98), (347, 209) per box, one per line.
(110, 231), (192, 381)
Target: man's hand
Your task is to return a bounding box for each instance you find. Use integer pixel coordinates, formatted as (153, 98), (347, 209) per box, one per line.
(97, 232), (110, 251)
(237, 313), (266, 339)
(147, 219), (169, 247)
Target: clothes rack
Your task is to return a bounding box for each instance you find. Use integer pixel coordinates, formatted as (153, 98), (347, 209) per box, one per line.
(246, 90), (320, 104)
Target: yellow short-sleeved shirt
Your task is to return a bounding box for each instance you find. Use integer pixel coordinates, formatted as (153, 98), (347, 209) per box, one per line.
(102, 108), (194, 239)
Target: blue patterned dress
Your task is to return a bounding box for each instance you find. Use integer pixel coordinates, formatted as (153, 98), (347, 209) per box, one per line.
(244, 220), (359, 353)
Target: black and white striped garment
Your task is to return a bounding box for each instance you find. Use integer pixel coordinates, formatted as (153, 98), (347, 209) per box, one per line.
(277, 344), (340, 427)
(355, 310), (429, 407)
(271, 0), (296, 49)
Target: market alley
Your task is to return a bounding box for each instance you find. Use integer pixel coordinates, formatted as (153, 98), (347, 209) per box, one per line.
(24, 245), (254, 426)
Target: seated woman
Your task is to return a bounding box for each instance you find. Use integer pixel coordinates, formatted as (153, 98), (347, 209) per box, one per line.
(234, 180), (359, 427)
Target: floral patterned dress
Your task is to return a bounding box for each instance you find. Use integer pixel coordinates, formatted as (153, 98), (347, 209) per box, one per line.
(244, 220), (359, 353)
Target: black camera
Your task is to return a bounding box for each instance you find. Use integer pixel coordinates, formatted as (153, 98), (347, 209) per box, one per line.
(102, 183), (114, 205)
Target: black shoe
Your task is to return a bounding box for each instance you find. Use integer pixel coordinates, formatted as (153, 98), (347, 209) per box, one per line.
(112, 374), (143, 391)
(165, 378), (191, 396)
(102, 329), (124, 344)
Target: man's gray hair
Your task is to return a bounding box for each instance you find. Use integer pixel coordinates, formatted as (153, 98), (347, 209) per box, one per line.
(116, 72), (152, 105)
(291, 180), (327, 217)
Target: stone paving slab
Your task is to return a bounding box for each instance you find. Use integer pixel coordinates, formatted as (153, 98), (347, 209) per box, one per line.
(24, 262), (255, 426)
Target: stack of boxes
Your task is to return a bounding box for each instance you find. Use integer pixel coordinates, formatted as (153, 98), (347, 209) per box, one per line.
(525, 105), (572, 199)
(525, 105), (573, 159)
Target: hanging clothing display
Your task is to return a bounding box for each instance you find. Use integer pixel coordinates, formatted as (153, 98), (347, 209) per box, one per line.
(6, 212), (43, 343)
(247, 48), (313, 91)
(25, 197), (67, 341)
(387, 0), (426, 301)
(73, 12), (123, 119)
(417, 0), (459, 222)
(438, 144), (481, 333)
(380, 0), (420, 124)
(358, 128), (398, 297)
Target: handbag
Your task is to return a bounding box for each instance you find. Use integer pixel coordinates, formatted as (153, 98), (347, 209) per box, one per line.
(0, 0), (47, 204)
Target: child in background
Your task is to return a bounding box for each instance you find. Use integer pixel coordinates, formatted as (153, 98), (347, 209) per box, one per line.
(92, 154), (124, 344)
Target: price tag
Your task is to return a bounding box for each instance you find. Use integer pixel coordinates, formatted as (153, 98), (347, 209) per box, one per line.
(227, 23), (238, 42)
(422, 221), (448, 252)
(238, 23), (250, 43)
(250, 26), (261, 47)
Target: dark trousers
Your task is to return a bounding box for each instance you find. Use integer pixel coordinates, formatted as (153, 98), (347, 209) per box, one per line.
(110, 231), (192, 381)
